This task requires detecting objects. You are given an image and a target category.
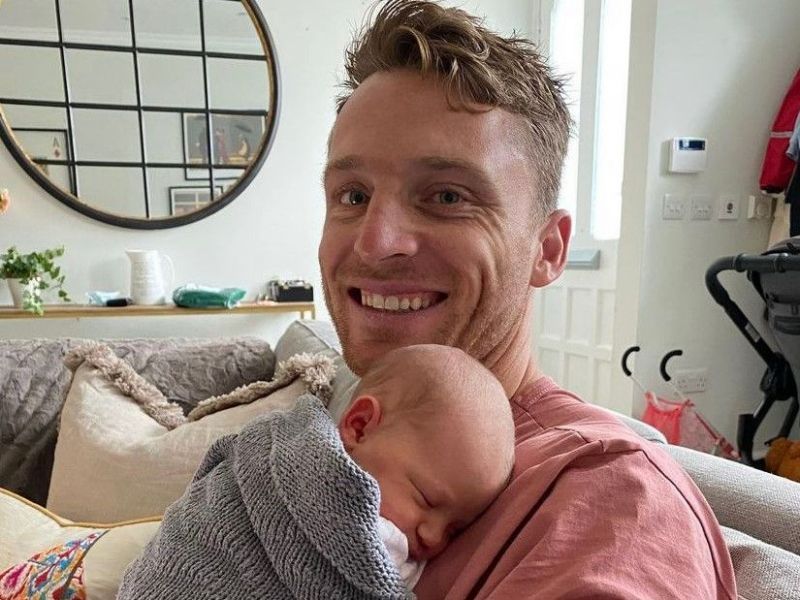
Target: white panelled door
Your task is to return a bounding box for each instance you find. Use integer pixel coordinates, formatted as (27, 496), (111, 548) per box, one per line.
(532, 241), (617, 407)
(530, 0), (632, 411)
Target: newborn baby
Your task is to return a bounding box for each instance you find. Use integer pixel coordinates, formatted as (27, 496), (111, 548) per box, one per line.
(118, 344), (514, 599)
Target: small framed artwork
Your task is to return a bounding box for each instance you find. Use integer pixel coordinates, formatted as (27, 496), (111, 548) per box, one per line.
(169, 185), (224, 216)
(182, 112), (266, 180)
(13, 128), (75, 194)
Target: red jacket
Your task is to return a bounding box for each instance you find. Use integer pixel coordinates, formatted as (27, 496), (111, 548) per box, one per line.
(760, 68), (800, 193)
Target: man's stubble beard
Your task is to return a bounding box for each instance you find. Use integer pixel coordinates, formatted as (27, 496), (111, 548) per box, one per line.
(321, 264), (530, 377)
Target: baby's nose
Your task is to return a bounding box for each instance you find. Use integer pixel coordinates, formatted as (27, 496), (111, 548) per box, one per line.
(416, 521), (450, 559)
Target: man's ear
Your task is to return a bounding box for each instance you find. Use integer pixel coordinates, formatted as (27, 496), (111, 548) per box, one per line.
(530, 209), (571, 288)
(338, 395), (382, 451)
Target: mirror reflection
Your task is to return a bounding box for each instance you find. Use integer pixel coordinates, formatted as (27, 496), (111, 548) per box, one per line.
(0, 0), (277, 227)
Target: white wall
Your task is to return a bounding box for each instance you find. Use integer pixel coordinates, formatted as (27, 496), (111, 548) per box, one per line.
(0, 0), (533, 346)
(628, 0), (800, 446)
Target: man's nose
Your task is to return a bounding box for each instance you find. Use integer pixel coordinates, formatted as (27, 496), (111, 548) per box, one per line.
(353, 194), (419, 265)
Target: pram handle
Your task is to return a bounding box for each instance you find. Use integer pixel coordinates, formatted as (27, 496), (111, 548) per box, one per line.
(705, 254), (800, 366)
(621, 345), (640, 377)
(659, 349), (683, 382)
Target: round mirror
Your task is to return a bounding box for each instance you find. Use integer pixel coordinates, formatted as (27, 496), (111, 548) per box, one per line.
(0, 0), (278, 229)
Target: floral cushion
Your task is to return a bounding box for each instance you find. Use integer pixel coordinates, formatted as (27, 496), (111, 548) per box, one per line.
(0, 532), (105, 599)
(0, 488), (160, 600)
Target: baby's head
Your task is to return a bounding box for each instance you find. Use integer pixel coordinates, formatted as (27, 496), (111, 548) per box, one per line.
(338, 344), (515, 561)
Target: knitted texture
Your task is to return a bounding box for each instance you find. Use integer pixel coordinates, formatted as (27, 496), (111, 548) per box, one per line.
(117, 395), (412, 600)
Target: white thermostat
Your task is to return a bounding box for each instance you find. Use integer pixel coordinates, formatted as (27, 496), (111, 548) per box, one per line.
(669, 137), (707, 173)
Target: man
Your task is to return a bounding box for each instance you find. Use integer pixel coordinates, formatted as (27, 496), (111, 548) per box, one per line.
(319, 1), (736, 598)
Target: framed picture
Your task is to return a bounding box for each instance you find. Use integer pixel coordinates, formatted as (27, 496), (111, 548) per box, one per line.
(182, 112), (266, 180)
(169, 185), (224, 216)
(13, 128), (75, 194)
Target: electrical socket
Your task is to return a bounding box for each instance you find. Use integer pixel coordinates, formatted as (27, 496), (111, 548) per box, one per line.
(718, 194), (740, 220)
(747, 194), (773, 220)
(674, 368), (708, 394)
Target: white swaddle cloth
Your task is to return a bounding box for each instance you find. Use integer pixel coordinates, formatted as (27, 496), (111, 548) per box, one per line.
(378, 517), (426, 590)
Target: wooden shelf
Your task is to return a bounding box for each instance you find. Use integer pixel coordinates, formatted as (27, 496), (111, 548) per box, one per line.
(0, 301), (315, 320)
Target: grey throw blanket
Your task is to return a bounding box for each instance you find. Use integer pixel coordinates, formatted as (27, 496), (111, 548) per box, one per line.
(117, 394), (412, 600)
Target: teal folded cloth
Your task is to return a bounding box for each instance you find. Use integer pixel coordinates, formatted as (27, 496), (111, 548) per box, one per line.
(172, 284), (246, 309)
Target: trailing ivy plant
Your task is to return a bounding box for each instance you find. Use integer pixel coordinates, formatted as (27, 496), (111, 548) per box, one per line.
(0, 246), (71, 315)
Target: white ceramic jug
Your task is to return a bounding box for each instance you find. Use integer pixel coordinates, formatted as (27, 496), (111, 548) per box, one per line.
(126, 249), (174, 305)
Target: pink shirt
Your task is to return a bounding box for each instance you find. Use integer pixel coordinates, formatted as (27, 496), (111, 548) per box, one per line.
(415, 377), (737, 599)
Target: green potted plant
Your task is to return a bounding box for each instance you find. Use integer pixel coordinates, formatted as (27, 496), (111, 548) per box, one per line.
(1, 246), (71, 315)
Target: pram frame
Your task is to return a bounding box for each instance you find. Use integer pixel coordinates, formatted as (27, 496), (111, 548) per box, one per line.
(706, 250), (800, 469)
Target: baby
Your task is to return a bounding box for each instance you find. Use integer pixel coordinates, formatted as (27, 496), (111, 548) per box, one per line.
(118, 344), (514, 599)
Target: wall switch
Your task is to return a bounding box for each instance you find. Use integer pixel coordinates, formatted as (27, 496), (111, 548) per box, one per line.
(718, 194), (740, 220)
(690, 195), (713, 220)
(674, 368), (708, 394)
(747, 194), (773, 220)
(662, 193), (685, 220)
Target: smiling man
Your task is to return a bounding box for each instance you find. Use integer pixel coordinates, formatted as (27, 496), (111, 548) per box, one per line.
(319, 1), (736, 598)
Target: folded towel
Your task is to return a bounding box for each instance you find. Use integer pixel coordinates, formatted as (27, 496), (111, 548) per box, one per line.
(172, 284), (246, 309)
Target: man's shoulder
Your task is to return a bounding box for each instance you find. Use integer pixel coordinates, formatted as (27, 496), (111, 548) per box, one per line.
(417, 379), (737, 599)
(509, 377), (724, 544)
(511, 376), (662, 470)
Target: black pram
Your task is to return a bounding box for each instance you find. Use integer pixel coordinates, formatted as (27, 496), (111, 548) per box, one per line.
(706, 237), (800, 469)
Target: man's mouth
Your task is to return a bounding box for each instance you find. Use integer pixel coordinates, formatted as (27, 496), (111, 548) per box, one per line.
(348, 288), (447, 312)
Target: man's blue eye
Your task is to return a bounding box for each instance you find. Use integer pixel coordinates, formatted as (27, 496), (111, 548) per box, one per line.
(436, 191), (461, 205)
(340, 190), (367, 205)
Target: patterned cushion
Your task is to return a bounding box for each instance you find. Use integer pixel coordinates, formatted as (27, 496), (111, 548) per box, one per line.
(0, 532), (103, 599)
(0, 488), (159, 600)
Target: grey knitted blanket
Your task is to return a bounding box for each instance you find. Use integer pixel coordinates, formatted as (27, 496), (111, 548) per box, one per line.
(117, 394), (412, 600)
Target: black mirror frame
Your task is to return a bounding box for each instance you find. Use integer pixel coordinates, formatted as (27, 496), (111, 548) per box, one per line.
(0, 0), (280, 230)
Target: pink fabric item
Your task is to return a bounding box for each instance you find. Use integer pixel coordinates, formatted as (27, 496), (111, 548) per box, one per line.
(642, 392), (739, 459)
(415, 377), (736, 600)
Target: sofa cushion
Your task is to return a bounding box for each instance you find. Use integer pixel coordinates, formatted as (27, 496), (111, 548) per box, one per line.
(0, 487), (158, 600)
(0, 336), (274, 505)
(722, 525), (800, 600)
(275, 320), (359, 420)
(667, 444), (800, 556)
(47, 362), (307, 522)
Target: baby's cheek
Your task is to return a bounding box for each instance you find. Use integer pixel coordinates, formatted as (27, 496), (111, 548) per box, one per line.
(378, 497), (414, 534)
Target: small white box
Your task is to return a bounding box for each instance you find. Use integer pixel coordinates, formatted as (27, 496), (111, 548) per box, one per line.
(669, 137), (707, 173)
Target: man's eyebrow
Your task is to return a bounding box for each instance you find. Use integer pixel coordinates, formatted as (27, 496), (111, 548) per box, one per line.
(413, 156), (495, 190)
(323, 155), (363, 182)
(322, 154), (496, 191)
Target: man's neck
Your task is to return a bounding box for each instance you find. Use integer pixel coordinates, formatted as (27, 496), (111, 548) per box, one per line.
(482, 311), (543, 399)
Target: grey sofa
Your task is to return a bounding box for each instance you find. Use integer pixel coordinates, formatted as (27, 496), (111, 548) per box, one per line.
(1, 319), (798, 599)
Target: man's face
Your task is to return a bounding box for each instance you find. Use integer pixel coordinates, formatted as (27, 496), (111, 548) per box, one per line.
(320, 71), (541, 375)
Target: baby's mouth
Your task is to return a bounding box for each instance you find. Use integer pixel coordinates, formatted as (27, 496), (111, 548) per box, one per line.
(349, 289), (447, 312)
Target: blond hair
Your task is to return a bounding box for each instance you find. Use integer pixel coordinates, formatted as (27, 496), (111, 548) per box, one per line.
(337, 0), (571, 217)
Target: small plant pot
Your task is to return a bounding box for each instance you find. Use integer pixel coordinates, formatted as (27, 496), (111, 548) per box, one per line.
(7, 278), (24, 307)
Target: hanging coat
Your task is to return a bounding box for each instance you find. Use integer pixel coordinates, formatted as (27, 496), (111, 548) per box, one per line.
(760, 68), (800, 193)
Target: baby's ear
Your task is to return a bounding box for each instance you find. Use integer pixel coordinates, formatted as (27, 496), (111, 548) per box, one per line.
(338, 395), (382, 450)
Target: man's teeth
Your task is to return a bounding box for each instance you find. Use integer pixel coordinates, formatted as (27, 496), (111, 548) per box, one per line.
(361, 292), (433, 311)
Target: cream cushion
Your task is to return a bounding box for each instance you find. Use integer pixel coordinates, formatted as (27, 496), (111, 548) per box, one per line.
(47, 363), (306, 522)
(275, 319), (359, 420)
(0, 487), (159, 600)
